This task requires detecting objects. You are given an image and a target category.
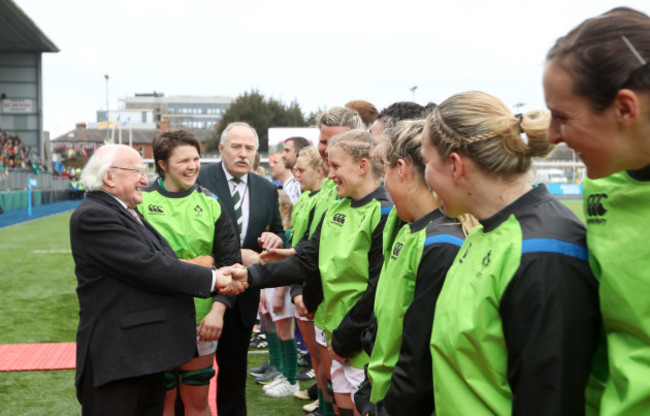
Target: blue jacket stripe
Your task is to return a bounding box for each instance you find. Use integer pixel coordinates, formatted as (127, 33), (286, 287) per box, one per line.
(424, 234), (464, 247)
(521, 238), (588, 261)
(381, 206), (393, 216)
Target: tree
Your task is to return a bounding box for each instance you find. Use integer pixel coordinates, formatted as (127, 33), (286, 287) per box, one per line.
(306, 106), (327, 127)
(206, 90), (307, 153)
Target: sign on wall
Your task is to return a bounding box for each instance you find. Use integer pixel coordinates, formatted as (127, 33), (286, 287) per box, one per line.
(2, 99), (33, 113)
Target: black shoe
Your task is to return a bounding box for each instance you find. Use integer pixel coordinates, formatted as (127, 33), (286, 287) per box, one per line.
(297, 366), (315, 380)
(307, 382), (318, 400)
(249, 333), (267, 349)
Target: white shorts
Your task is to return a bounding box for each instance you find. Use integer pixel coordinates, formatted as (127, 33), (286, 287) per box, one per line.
(263, 287), (295, 321)
(331, 360), (365, 395)
(295, 312), (312, 322)
(314, 325), (328, 348)
(196, 326), (218, 356)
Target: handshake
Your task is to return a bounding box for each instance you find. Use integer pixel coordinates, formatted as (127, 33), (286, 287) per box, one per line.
(213, 264), (250, 295)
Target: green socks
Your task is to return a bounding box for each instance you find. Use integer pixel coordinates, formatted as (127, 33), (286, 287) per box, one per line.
(280, 338), (298, 384)
(319, 388), (335, 416)
(266, 332), (282, 372)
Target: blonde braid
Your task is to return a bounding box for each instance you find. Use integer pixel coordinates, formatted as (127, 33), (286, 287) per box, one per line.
(431, 108), (492, 148)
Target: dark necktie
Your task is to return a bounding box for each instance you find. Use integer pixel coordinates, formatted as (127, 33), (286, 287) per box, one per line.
(128, 207), (143, 225)
(231, 178), (243, 235)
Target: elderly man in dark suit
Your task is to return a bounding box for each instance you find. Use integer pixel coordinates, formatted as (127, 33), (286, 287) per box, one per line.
(198, 122), (285, 416)
(70, 144), (241, 416)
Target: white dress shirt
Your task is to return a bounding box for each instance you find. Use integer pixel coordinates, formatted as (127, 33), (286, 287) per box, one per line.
(282, 176), (301, 205)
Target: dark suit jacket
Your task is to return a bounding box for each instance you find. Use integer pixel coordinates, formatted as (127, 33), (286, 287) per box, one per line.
(70, 191), (214, 387)
(197, 162), (285, 326)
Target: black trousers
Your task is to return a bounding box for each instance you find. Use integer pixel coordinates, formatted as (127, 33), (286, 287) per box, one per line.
(77, 357), (165, 416)
(215, 306), (255, 416)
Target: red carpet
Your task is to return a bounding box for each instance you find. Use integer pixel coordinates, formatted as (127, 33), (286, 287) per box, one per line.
(0, 342), (76, 371)
(0, 342), (218, 415)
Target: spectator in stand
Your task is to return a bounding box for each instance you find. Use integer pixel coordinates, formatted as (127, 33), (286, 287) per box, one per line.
(0, 155), (7, 179)
(0, 133), (41, 172)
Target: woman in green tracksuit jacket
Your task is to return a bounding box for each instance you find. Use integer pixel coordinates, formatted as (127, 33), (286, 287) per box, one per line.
(353, 120), (476, 416)
(543, 8), (650, 414)
(137, 130), (241, 415)
(423, 91), (603, 416)
(235, 129), (392, 415)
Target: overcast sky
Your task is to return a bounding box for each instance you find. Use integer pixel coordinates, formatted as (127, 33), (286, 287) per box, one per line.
(13, 0), (650, 138)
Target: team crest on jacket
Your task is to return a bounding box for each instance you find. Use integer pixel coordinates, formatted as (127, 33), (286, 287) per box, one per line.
(148, 204), (164, 215)
(331, 213), (346, 226)
(475, 249), (492, 278)
(586, 193), (607, 224)
(194, 205), (203, 216)
(390, 242), (404, 260)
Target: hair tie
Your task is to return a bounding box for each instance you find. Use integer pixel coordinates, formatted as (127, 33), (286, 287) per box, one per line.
(514, 113), (524, 134)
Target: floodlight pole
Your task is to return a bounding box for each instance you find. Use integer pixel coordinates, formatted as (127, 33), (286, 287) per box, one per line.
(105, 75), (110, 142)
(410, 86), (418, 101)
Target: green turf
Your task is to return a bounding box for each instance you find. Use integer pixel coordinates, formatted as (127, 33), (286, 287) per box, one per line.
(0, 212), (78, 344)
(0, 370), (78, 416)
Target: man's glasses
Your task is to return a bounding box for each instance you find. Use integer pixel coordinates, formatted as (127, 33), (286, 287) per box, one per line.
(110, 166), (147, 175)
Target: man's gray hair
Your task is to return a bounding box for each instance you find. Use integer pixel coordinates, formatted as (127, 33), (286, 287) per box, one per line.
(80, 144), (120, 191)
(221, 122), (259, 150)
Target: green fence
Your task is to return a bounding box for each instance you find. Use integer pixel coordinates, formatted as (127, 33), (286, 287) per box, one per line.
(0, 190), (43, 211)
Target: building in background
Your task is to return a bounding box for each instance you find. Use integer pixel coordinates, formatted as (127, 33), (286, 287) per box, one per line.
(49, 93), (232, 171)
(93, 93), (232, 130)
(50, 120), (216, 166)
(0, 0), (58, 160)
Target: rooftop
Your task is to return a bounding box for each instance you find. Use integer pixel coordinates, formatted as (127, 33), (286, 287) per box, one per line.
(0, 0), (58, 52)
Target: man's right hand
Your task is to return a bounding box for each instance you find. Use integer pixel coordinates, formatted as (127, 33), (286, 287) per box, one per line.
(217, 264), (249, 287)
(228, 264), (249, 284)
(213, 266), (248, 294)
